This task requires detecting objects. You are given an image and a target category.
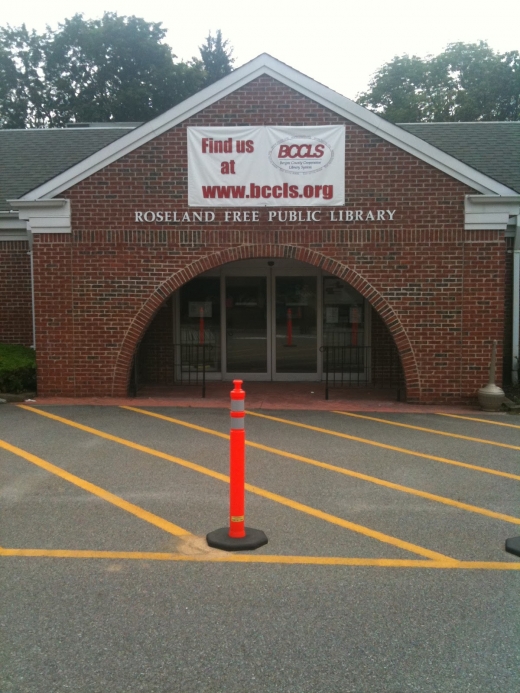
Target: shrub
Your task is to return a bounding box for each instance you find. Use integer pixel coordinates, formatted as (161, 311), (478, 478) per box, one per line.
(0, 344), (37, 393)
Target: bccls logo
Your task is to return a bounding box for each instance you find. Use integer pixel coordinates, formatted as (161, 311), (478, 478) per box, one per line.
(269, 136), (333, 175)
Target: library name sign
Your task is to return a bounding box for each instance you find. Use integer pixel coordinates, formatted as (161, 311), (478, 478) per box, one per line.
(133, 208), (397, 224)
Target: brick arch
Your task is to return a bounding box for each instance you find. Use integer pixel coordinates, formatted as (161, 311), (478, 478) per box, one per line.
(112, 244), (421, 400)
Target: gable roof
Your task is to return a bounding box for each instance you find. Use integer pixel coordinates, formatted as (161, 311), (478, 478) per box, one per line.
(2, 54), (519, 210)
(0, 126), (133, 212)
(3, 121), (519, 212)
(399, 122), (520, 194)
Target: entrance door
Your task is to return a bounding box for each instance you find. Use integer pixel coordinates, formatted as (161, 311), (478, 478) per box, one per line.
(222, 269), (319, 380)
(223, 275), (270, 379)
(177, 264), (369, 382)
(273, 276), (318, 380)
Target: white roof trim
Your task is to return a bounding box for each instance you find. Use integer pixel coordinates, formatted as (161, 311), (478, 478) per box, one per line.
(9, 199), (69, 209)
(19, 53), (517, 202)
(8, 199), (71, 234)
(0, 211), (28, 241)
(465, 195), (520, 230)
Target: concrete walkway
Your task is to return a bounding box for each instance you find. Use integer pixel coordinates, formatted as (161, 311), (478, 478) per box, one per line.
(26, 381), (480, 413)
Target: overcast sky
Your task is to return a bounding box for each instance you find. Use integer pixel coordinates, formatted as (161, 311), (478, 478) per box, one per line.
(6, 0), (520, 98)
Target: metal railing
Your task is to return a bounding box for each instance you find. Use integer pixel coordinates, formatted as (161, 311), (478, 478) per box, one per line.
(131, 342), (216, 398)
(131, 339), (403, 401)
(320, 345), (403, 400)
(174, 343), (215, 398)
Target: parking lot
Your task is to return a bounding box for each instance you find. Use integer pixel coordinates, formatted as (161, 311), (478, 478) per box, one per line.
(2, 402), (520, 692)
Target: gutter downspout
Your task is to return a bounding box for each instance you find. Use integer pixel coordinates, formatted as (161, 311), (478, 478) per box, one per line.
(513, 218), (520, 385)
(27, 227), (36, 350)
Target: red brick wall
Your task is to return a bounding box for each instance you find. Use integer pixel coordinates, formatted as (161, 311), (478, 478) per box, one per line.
(29, 76), (506, 402)
(137, 297), (174, 385)
(503, 236), (514, 386)
(371, 310), (404, 390)
(460, 234), (506, 395)
(32, 235), (75, 396)
(0, 241), (32, 346)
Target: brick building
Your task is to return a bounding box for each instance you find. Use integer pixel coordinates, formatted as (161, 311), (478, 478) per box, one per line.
(1, 55), (519, 403)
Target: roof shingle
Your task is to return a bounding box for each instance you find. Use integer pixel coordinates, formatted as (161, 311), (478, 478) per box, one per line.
(398, 122), (520, 194)
(0, 127), (132, 212)
(1, 120), (519, 213)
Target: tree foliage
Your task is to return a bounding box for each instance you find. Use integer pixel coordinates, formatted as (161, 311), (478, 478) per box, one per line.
(357, 42), (520, 122)
(0, 14), (234, 128)
(198, 30), (234, 85)
(0, 24), (49, 127)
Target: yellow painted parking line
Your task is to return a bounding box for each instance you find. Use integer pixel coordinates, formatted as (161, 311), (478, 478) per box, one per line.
(121, 406), (231, 441)
(123, 406), (520, 526)
(334, 411), (520, 451)
(244, 481), (456, 562)
(0, 439), (191, 538)
(19, 405), (455, 562)
(247, 411), (520, 481)
(439, 413), (520, 430)
(1, 548), (519, 570)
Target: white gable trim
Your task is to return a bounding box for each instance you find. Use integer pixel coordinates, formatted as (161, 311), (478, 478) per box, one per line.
(18, 54), (517, 202)
(0, 211), (28, 241)
(8, 199), (71, 234)
(465, 195), (520, 230)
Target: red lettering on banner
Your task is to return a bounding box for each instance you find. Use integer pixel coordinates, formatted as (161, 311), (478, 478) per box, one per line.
(201, 137), (233, 154)
(220, 160), (236, 174)
(278, 144), (325, 159)
(201, 183), (334, 201)
(236, 140), (255, 153)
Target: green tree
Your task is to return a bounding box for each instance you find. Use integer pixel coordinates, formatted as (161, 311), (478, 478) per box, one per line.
(357, 42), (520, 122)
(44, 13), (207, 125)
(198, 29), (234, 85)
(0, 25), (49, 128)
(0, 14), (232, 127)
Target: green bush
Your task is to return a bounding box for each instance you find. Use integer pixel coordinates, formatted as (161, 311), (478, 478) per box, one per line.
(0, 344), (37, 393)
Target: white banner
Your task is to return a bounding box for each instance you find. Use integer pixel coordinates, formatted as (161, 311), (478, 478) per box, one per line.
(188, 126), (345, 207)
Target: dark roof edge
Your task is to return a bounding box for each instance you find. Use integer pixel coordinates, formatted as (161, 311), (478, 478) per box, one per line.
(398, 121), (520, 126)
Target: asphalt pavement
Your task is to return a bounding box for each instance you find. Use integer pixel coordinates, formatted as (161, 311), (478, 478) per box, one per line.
(1, 403), (519, 693)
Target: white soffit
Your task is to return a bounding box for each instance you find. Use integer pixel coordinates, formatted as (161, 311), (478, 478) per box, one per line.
(19, 54), (517, 202)
(8, 199), (71, 234)
(0, 211), (28, 241)
(465, 195), (520, 230)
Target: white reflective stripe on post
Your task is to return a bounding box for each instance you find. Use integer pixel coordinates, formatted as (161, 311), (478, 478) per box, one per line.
(230, 417), (245, 429)
(230, 400), (245, 412)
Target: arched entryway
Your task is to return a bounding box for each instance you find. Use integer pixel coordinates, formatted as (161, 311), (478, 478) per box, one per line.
(119, 249), (412, 399)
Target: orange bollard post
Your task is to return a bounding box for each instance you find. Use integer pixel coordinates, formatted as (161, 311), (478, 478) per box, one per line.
(206, 380), (268, 551)
(350, 306), (360, 347)
(351, 321), (358, 347)
(284, 308), (296, 347)
(229, 380), (246, 538)
(199, 306), (205, 345)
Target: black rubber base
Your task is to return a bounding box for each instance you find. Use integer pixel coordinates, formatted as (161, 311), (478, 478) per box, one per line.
(206, 527), (268, 552)
(505, 536), (520, 557)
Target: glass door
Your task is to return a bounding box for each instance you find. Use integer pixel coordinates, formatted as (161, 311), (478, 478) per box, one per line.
(273, 276), (318, 379)
(224, 276), (270, 378)
(178, 277), (221, 377)
(322, 277), (368, 381)
(177, 266), (370, 383)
